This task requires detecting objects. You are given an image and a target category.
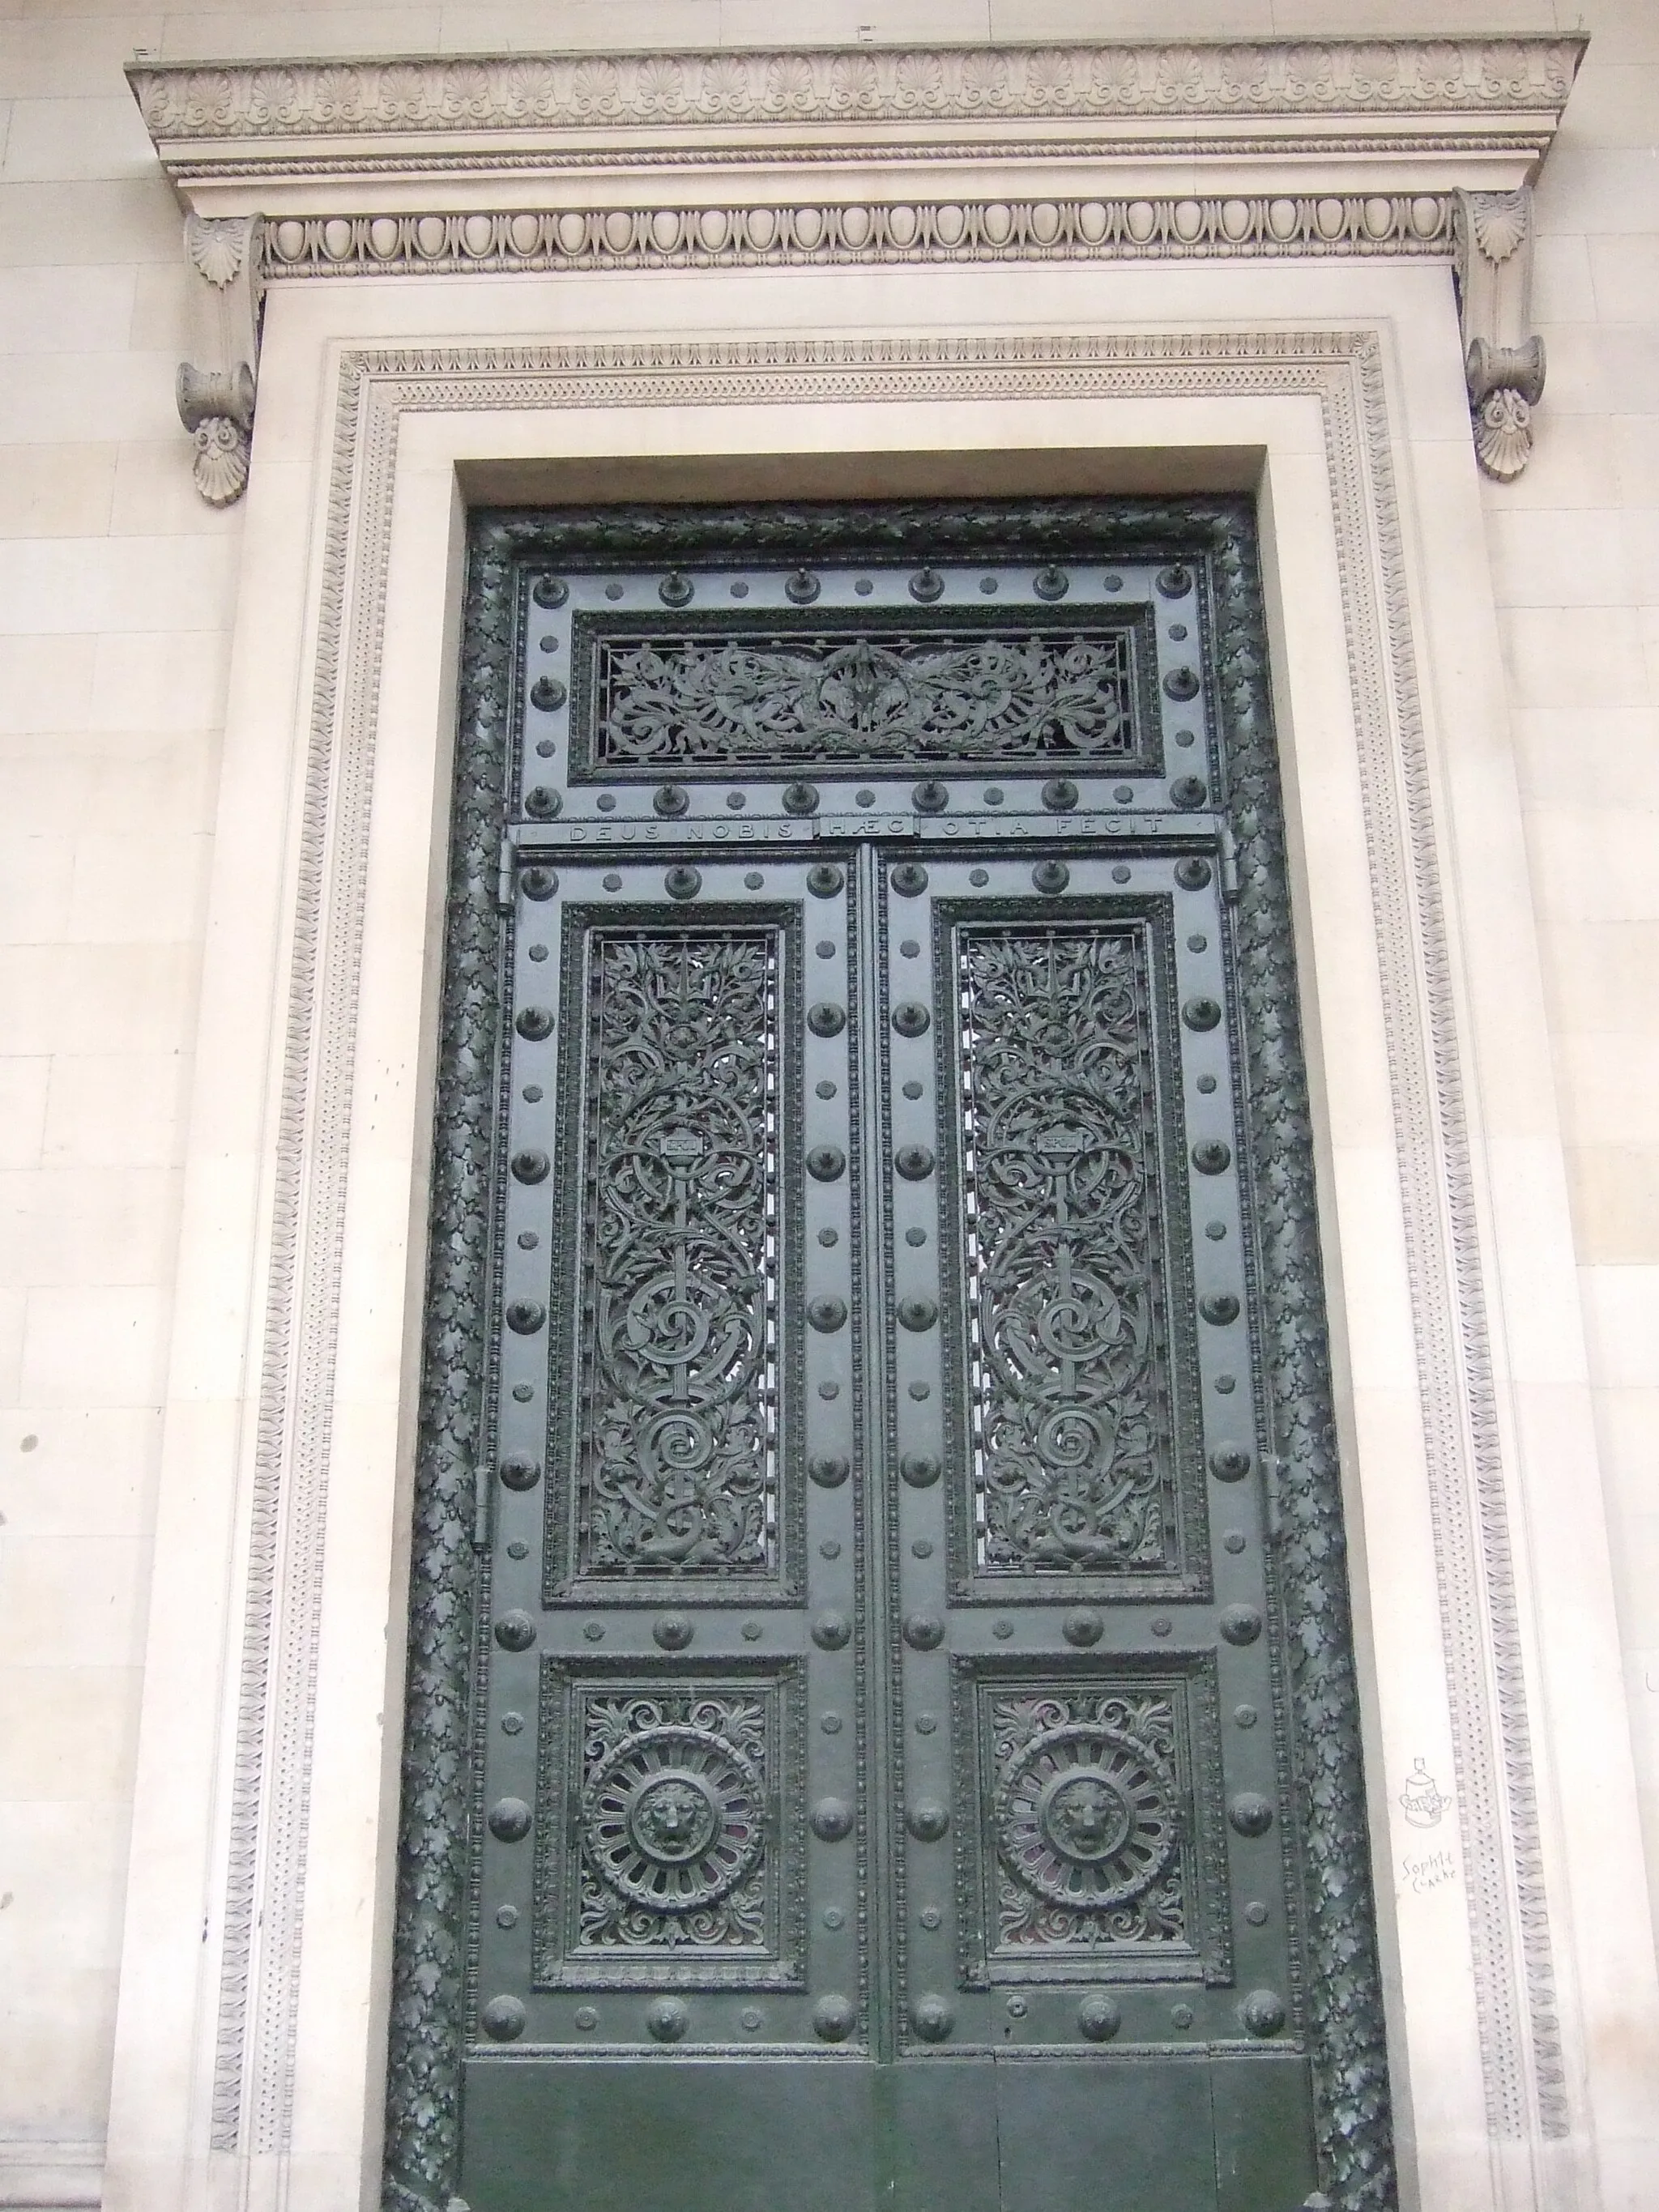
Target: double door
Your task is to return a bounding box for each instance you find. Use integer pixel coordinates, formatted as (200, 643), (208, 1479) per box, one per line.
(458, 549), (1320, 2211)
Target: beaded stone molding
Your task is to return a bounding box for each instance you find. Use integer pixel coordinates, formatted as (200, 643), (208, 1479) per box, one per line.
(126, 39), (1582, 501)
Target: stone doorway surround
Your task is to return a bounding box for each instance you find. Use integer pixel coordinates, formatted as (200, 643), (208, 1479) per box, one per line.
(104, 35), (1659, 2212)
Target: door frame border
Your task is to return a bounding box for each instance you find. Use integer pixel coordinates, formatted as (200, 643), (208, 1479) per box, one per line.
(100, 287), (1659, 2212)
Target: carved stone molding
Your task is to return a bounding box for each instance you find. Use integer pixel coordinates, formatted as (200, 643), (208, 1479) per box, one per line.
(1454, 187), (1545, 480)
(262, 191), (1455, 279)
(128, 39), (1583, 501)
(128, 39), (1583, 170)
(177, 212), (263, 505)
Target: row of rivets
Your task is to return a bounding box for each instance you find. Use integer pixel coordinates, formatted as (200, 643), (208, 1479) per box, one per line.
(528, 568), (1188, 611)
(525, 785), (1210, 825)
(480, 1984), (1281, 2047)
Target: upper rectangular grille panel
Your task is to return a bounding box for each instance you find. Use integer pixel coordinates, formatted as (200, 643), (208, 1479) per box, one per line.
(566, 604), (1158, 780)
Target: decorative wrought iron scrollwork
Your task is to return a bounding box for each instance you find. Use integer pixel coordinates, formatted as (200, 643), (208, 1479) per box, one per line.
(956, 923), (1175, 1576)
(568, 927), (783, 1578)
(575, 616), (1144, 774)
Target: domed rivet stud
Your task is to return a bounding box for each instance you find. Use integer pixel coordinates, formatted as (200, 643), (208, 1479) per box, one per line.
(658, 573), (693, 607)
(1209, 1447), (1252, 1481)
(505, 1300), (545, 1335)
(1170, 775), (1208, 809)
(906, 1801), (949, 1842)
(1182, 996), (1222, 1031)
(646, 1996), (689, 2041)
(1062, 1610), (1102, 1647)
(480, 1995), (527, 2041)
(783, 781), (819, 815)
(653, 783), (689, 817)
(811, 1796), (853, 1840)
(1032, 859), (1070, 894)
(911, 779), (949, 813)
(808, 1297), (848, 1333)
(1228, 1792), (1274, 1838)
(499, 1455), (541, 1491)
(665, 865), (702, 900)
(494, 1609), (535, 1652)
(1242, 1990), (1286, 2038)
(522, 867), (557, 900)
(488, 1796), (532, 1842)
(1006, 1996), (1027, 2018)
(807, 1144), (847, 1182)
(1171, 2002), (1195, 2029)
(603, 872), (622, 891)
(786, 568), (821, 604)
(1041, 777), (1077, 811)
(531, 677), (566, 711)
(897, 1297), (937, 1332)
(1033, 565), (1069, 602)
(892, 1002), (931, 1037)
(511, 1148), (549, 1183)
(903, 1612), (945, 1651)
(900, 1454), (940, 1488)
(911, 1996), (954, 2042)
(652, 1613), (693, 1651)
(808, 1455), (850, 1488)
(1245, 1900), (1269, 1926)
(1077, 1994), (1121, 2043)
(894, 1145), (935, 1180)
(909, 568), (944, 603)
(808, 863), (844, 897)
(1156, 564), (1192, 599)
(574, 2004), (599, 2029)
(812, 1995), (855, 2041)
(891, 863), (929, 897)
(524, 785), (561, 818)
(1220, 1604), (1263, 1646)
(1200, 1294), (1240, 1324)
(812, 1610), (851, 1650)
(1192, 1140), (1231, 1174)
(533, 575), (569, 608)
(808, 1002), (847, 1038)
(918, 1905), (942, 1929)
(1174, 856), (1213, 889)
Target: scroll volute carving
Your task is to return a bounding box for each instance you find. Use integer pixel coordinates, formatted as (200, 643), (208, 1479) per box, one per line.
(177, 211), (263, 506)
(1454, 187), (1546, 482)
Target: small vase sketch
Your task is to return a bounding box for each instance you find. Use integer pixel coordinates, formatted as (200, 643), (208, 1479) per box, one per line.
(1399, 1757), (1448, 1829)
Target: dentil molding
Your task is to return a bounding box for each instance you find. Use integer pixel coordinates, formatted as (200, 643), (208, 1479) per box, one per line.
(126, 37), (1581, 503)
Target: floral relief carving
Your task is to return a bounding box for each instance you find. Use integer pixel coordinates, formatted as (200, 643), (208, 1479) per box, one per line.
(130, 40), (1581, 139)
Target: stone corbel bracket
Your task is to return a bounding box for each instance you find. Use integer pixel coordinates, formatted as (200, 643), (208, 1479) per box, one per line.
(178, 212), (264, 505)
(1455, 187), (1545, 480)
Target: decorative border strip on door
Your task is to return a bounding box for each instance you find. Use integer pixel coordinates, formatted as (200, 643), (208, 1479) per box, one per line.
(386, 501), (1394, 2212)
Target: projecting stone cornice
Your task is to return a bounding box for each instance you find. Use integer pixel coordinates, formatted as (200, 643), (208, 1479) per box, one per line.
(129, 37), (1583, 210)
(126, 36), (1584, 505)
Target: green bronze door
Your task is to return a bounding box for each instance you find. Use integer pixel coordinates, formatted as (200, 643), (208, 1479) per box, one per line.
(391, 509), (1391, 2212)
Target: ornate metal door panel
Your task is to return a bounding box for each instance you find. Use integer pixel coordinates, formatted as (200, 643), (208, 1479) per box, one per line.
(391, 509), (1392, 2212)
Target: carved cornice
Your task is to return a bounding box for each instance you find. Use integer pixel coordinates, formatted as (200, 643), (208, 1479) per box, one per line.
(129, 38), (1582, 206)
(129, 38), (1582, 501)
(130, 38), (1582, 143)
